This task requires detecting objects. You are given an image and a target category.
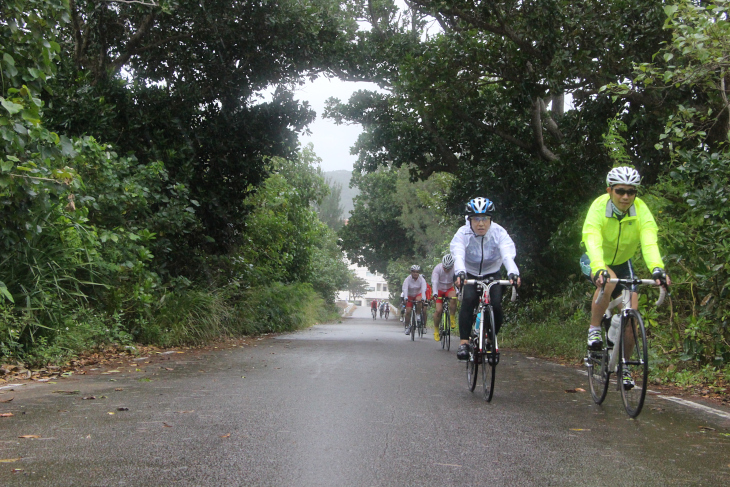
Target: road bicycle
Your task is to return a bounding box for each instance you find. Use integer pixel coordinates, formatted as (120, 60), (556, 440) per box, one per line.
(464, 278), (517, 402)
(436, 296), (459, 351)
(384, 306), (390, 320)
(405, 300), (425, 341)
(585, 278), (666, 418)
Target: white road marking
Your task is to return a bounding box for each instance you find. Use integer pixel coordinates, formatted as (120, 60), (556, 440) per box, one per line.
(576, 366), (730, 419)
(656, 395), (730, 420)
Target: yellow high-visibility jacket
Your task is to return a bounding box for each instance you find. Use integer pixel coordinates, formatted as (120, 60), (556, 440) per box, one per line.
(582, 194), (664, 275)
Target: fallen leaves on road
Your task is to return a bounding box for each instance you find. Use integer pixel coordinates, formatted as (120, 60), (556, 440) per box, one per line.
(82, 396), (96, 400)
(114, 388), (124, 391)
(569, 428), (591, 431)
(564, 388), (586, 393)
(699, 426), (715, 432)
(163, 422), (172, 427)
(117, 407), (129, 411)
(220, 433), (231, 438)
(0, 458), (20, 463)
(1, 412), (13, 417)
(18, 435), (41, 439)
(174, 410), (194, 414)
(53, 390), (80, 395)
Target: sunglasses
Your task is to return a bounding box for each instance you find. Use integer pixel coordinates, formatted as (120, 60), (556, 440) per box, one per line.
(470, 216), (491, 222)
(612, 188), (638, 196)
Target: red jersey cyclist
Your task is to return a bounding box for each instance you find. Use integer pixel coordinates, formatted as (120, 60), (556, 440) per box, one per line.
(402, 265), (427, 335)
(431, 254), (457, 341)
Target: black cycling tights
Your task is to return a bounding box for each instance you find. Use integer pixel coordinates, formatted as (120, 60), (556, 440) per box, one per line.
(459, 272), (504, 340)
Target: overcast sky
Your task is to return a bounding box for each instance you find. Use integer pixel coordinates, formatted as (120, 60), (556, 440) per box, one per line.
(295, 76), (383, 173)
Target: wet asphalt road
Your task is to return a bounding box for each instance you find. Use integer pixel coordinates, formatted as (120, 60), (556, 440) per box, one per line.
(1, 307), (729, 486)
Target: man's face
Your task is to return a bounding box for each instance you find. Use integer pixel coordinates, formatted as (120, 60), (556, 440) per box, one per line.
(607, 184), (637, 212)
(470, 215), (491, 236)
(410, 270), (420, 279)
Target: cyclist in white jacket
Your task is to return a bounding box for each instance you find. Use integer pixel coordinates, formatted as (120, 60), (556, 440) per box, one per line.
(451, 197), (521, 360)
(402, 264), (427, 335)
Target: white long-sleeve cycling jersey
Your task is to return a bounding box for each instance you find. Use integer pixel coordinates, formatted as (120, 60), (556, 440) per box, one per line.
(431, 263), (455, 292)
(449, 222), (519, 277)
(402, 274), (427, 298)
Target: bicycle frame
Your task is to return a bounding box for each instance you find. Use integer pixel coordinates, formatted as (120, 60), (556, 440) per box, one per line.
(597, 279), (666, 376)
(464, 279), (517, 354)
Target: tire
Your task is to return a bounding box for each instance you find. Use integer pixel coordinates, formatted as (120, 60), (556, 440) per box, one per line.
(410, 311), (415, 341)
(587, 318), (610, 404)
(440, 313), (447, 350)
(467, 345), (478, 392)
(482, 306), (497, 402)
(619, 309), (648, 418)
(587, 349), (610, 404)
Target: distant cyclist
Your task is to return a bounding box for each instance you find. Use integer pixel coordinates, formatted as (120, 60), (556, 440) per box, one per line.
(384, 302), (390, 319)
(402, 265), (427, 335)
(452, 197), (520, 360)
(581, 167), (671, 386)
(431, 254), (457, 341)
(371, 299), (378, 319)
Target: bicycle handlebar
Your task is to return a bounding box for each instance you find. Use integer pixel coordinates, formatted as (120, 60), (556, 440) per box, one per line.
(595, 278), (667, 307)
(464, 279), (518, 302)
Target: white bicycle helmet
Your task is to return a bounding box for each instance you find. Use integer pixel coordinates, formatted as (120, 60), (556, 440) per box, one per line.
(606, 166), (641, 187)
(442, 254), (455, 268)
(410, 264), (421, 272)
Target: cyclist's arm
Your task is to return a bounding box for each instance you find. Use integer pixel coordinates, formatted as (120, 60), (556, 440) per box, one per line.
(418, 275), (427, 298)
(637, 201), (665, 271)
(497, 232), (519, 276)
(582, 201), (607, 276)
(431, 266), (440, 293)
(449, 228), (467, 277)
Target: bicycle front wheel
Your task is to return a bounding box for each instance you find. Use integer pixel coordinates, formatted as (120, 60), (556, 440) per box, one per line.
(441, 313), (448, 350)
(619, 309), (648, 418)
(467, 345), (478, 392)
(410, 312), (415, 341)
(482, 306), (497, 402)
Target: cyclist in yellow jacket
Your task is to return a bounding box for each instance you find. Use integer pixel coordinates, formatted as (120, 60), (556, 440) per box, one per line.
(581, 167), (671, 374)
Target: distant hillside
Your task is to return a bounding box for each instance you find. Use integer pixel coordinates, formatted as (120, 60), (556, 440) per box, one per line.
(323, 170), (359, 218)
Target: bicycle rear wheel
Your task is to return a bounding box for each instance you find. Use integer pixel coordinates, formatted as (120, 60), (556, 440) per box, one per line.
(482, 306), (497, 402)
(619, 309), (648, 418)
(587, 318), (610, 404)
(587, 349), (610, 404)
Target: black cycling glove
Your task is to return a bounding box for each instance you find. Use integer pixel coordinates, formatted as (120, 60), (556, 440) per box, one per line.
(652, 267), (667, 282)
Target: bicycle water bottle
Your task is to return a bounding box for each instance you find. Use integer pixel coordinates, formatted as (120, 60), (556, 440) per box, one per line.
(608, 314), (620, 346)
(475, 312), (482, 332)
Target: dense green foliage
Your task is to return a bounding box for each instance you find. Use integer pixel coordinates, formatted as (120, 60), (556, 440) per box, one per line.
(0, 0), (350, 364)
(2, 0), (728, 392)
(336, 1), (730, 389)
